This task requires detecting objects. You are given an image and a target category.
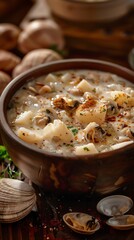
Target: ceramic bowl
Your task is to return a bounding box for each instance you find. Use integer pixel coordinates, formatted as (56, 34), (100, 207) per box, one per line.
(46, 0), (134, 23)
(0, 59), (134, 194)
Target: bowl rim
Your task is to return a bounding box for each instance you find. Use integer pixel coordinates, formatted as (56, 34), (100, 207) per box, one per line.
(49, 0), (130, 6)
(0, 58), (134, 160)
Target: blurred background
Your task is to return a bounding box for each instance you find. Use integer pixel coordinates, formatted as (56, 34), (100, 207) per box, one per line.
(0, 0), (133, 69)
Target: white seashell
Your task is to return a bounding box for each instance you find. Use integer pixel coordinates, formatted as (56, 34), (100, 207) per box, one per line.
(0, 203), (35, 223)
(0, 178), (36, 223)
(63, 212), (100, 235)
(106, 214), (134, 230)
(96, 195), (133, 217)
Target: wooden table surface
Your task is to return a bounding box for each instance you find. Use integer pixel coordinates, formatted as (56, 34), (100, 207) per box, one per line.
(0, 1), (134, 239)
(0, 183), (134, 240)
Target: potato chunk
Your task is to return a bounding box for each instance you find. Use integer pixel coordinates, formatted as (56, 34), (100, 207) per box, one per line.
(75, 102), (106, 124)
(77, 79), (93, 93)
(17, 127), (43, 143)
(42, 119), (74, 143)
(15, 111), (33, 127)
(110, 91), (132, 107)
(74, 143), (98, 155)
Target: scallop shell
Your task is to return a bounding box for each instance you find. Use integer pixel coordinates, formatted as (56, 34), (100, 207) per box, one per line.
(0, 178), (36, 223)
(63, 212), (100, 235)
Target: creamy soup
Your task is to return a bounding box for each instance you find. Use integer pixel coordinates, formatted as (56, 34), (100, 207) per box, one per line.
(7, 70), (134, 155)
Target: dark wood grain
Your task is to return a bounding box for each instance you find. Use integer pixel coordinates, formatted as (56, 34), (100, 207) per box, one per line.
(0, 184), (134, 240)
(50, 7), (134, 58)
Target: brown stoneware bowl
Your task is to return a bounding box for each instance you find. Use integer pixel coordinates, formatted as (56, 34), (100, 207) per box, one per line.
(46, 0), (134, 23)
(0, 59), (134, 194)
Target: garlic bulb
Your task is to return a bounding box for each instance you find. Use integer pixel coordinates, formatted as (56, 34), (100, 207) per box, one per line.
(12, 48), (62, 77)
(0, 23), (20, 50)
(18, 19), (65, 54)
(0, 71), (11, 94)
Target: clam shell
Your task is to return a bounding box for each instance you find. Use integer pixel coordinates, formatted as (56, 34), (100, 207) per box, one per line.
(106, 214), (134, 230)
(0, 178), (36, 223)
(0, 196), (36, 214)
(63, 212), (100, 235)
(96, 195), (133, 217)
(0, 203), (35, 223)
(0, 178), (35, 194)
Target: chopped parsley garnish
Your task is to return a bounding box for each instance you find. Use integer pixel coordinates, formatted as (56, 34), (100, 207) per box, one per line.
(67, 126), (74, 129)
(67, 126), (78, 136)
(72, 128), (78, 135)
(64, 143), (74, 147)
(83, 147), (90, 151)
(100, 106), (106, 113)
(92, 88), (96, 93)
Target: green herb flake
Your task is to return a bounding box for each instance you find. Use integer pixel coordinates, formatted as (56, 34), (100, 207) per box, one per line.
(64, 143), (74, 147)
(71, 128), (78, 136)
(67, 126), (78, 136)
(83, 147), (90, 151)
(67, 126), (74, 129)
(92, 88), (96, 93)
(100, 106), (106, 113)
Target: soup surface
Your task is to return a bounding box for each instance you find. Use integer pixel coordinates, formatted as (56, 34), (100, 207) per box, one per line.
(7, 70), (134, 155)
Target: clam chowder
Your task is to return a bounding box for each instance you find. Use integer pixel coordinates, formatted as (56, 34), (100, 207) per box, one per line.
(7, 70), (134, 155)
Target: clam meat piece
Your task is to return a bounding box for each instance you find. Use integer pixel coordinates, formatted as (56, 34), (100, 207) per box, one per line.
(106, 100), (119, 117)
(0, 178), (36, 223)
(63, 212), (100, 235)
(106, 214), (134, 230)
(97, 195), (133, 217)
(84, 121), (117, 145)
(53, 96), (79, 110)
